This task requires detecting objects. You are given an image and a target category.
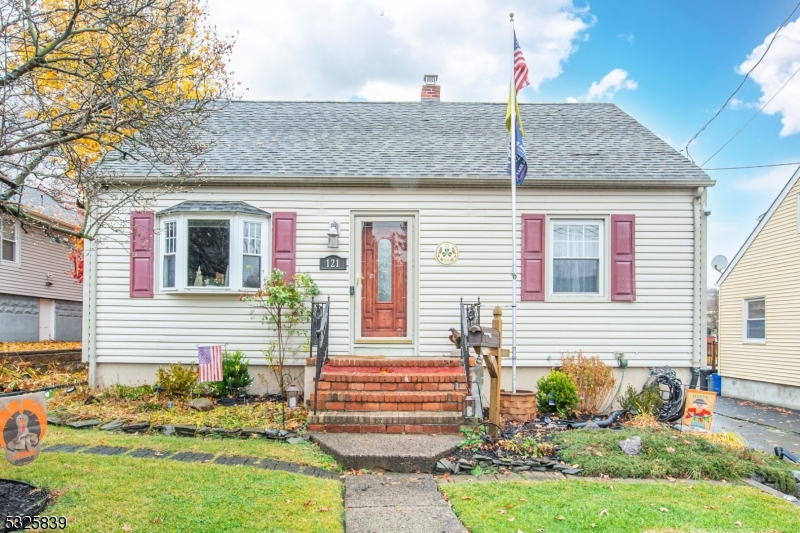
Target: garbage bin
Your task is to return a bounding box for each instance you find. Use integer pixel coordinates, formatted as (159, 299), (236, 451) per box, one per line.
(699, 369), (714, 391)
(710, 373), (722, 396)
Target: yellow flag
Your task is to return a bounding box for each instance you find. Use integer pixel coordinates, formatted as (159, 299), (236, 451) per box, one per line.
(505, 84), (525, 136)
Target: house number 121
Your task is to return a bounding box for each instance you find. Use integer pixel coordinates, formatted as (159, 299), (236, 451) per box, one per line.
(319, 255), (347, 270)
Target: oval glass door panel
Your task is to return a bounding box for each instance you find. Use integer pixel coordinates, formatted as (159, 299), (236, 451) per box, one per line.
(361, 222), (407, 337)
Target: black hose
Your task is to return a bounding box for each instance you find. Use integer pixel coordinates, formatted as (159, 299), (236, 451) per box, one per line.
(644, 367), (685, 422)
(0, 381), (87, 398)
(776, 447), (799, 463)
(564, 409), (625, 429)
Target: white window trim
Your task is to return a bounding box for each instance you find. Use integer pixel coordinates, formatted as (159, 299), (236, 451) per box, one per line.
(743, 297), (766, 344)
(157, 214), (269, 294)
(0, 218), (21, 266)
(546, 217), (607, 301)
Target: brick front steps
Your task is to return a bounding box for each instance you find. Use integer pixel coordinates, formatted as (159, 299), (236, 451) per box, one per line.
(308, 356), (473, 434)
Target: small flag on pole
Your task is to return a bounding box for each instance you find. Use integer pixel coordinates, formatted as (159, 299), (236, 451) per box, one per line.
(513, 32), (530, 94)
(506, 115), (528, 185)
(198, 345), (223, 382)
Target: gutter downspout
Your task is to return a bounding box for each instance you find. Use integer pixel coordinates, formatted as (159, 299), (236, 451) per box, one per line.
(692, 187), (707, 371)
(86, 232), (99, 389)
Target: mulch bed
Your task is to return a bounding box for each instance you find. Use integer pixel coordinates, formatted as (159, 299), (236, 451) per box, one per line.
(0, 479), (48, 525)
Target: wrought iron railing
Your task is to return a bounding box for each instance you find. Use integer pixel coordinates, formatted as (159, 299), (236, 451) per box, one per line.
(460, 297), (481, 389)
(311, 296), (331, 414)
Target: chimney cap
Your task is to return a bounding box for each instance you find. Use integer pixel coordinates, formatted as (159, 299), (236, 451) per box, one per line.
(424, 74), (438, 85)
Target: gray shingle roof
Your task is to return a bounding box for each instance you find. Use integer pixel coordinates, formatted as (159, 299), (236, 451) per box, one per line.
(157, 201), (269, 217)
(101, 101), (710, 183)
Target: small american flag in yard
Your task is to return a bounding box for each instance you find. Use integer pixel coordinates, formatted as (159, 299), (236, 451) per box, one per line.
(198, 345), (223, 382)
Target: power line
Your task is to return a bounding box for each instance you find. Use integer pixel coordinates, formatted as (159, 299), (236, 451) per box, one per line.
(702, 162), (800, 171)
(684, 1), (800, 162)
(701, 61), (800, 167)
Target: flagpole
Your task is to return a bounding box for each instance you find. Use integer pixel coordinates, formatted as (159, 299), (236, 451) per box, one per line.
(509, 13), (518, 394)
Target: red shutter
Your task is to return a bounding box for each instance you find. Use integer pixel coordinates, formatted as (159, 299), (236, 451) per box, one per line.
(521, 214), (545, 301)
(130, 211), (155, 298)
(272, 212), (297, 278)
(611, 214), (636, 301)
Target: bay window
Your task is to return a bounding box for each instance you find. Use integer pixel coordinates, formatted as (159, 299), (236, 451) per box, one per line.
(157, 202), (269, 292)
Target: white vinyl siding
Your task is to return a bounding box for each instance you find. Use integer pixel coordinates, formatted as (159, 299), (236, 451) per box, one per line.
(92, 187), (696, 369)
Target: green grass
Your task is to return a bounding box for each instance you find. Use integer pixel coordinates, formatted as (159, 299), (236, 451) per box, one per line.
(43, 427), (340, 471)
(443, 479), (800, 533)
(1, 451), (343, 533)
(554, 426), (797, 494)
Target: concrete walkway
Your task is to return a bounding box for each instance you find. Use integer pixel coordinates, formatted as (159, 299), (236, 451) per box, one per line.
(712, 397), (800, 454)
(345, 473), (466, 533)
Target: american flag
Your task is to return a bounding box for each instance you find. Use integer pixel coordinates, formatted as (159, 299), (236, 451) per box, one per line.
(198, 345), (223, 382)
(513, 32), (530, 94)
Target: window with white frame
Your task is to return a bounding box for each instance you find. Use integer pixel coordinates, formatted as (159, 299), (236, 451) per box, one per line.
(1, 218), (18, 263)
(159, 215), (268, 292)
(744, 298), (765, 341)
(551, 220), (603, 294)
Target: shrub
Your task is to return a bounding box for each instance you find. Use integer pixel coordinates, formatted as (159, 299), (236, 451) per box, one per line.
(156, 363), (198, 398)
(209, 350), (254, 398)
(618, 383), (664, 416)
(536, 370), (579, 416)
(560, 351), (616, 414)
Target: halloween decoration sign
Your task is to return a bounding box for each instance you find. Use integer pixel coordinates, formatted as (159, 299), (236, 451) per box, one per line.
(0, 393), (47, 466)
(682, 389), (717, 431)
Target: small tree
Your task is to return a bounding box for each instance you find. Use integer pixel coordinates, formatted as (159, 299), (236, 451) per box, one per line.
(240, 269), (319, 399)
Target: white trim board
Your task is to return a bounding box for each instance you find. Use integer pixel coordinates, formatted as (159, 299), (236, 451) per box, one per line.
(717, 165), (800, 286)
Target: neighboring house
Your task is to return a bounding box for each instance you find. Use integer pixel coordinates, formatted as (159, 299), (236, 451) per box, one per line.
(83, 80), (714, 393)
(717, 166), (800, 410)
(0, 190), (84, 342)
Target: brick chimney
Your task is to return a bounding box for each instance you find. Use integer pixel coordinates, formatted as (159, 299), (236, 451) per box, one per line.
(421, 74), (440, 102)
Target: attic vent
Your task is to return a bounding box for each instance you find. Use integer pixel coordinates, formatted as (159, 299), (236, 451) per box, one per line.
(424, 74), (438, 85)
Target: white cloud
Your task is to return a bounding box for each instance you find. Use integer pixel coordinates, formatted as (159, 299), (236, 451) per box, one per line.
(730, 97), (758, 110)
(205, 0), (593, 101)
(733, 164), (797, 195)
(737, 18), (800, 136)
(566, 68), (638, 102)
(618, 32), (634, 44)
(565, 96), (578, 103)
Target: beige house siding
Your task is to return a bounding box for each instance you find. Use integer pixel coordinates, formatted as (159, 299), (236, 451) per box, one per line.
(0, 218), (83, 302)
(89, 185), (699, 387)
(719, 176), (800, 388)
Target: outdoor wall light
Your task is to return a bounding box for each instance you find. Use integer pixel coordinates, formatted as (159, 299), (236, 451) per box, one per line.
(327, 221), (340, 248)
(463, 394), (477, 419)
(286, 384), (300, 409)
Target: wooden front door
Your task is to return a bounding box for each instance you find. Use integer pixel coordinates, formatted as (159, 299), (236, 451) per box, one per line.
(360, 221), (407, 337)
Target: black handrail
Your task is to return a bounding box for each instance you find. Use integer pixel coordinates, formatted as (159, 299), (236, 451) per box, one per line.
(459, 297), (481, 392)
(311, 297), (330, 414)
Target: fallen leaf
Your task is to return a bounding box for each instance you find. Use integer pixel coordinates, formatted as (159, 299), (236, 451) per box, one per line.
(556, 515), (565, 520)
(600, 509), (609, 517)
(508, 517), (515, 522)
(150, 518), (163, 524)
(734, 520), (743, 527)
(727, 495), (734, 500)
(703, 505), (716, 510)
(591, 524), (596, 528)
(666, 476), (676, 482)
(121, 525), (133, 532)
(666, 447), (675, 453)
(517, 498), (528, 502)
(319, 507), (331, 512)
(303, 500), (316, 507)
(461, 496), (473, 500)
(660, 507), (669, 513)
(608, 485), (615, 490)
(497, 509), (508, 514)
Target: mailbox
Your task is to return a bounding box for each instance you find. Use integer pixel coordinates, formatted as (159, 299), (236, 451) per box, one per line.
(467, 325), (500, 348)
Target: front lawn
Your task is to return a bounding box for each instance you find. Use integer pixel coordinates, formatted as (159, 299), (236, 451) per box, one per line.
(443, 479), (800, 533)
(0, 449), (343, 533)
(43, 427), (339, 471)
(554, 424), (797, 494)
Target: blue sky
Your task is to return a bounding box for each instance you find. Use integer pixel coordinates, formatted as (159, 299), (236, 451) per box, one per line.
(207, 0), (800, 285)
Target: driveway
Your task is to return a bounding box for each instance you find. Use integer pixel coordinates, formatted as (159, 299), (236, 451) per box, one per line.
(711, 396), (800, 456)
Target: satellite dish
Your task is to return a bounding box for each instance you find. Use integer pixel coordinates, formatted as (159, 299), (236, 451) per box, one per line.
(712, 255), (728, 273)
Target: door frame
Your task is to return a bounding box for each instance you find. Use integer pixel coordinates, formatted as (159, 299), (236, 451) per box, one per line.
(350, 211), (419, 356)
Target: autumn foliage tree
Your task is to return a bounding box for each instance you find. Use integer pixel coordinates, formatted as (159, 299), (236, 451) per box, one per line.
(0, 0), (234, 239)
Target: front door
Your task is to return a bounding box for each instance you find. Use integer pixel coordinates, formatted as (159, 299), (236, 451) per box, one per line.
(359, 220), (408, 338)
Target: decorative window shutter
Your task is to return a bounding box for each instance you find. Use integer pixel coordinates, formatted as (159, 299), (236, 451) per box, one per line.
(521, 214), (545, 301)
(272, 212), (297, 278)
(611, 214), (636, 301)
(130, 211), (155, 298)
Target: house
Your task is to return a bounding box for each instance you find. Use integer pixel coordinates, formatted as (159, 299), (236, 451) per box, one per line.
(717, 166), (800, 410)
(0, 190), (83, 342)
(83, 79), (714, 400)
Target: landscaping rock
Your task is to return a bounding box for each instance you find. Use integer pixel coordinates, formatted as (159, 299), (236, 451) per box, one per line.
(583, 421), (601, 431)
(212, 428), (241, 438)
(188, 398), (214, 412)
(793, 471), (800, 483)
(47, 416), (62, 426)
(241, 427), (264, 437)
(552, 464), (571, 472)
(436, 459), (454, 473)
(175, 425), (198, 437)
(196, 427), (212, 435)
(162, 424), (175, 436)
(562, 468), (583, 475)
(67, 419), (102, 429)
(122, 422), (150, 433)
(265, 429), (279, 439)
(99, 419), (123, 431)
(286, 437), (303, 445)
(618, 435), (642, 456)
